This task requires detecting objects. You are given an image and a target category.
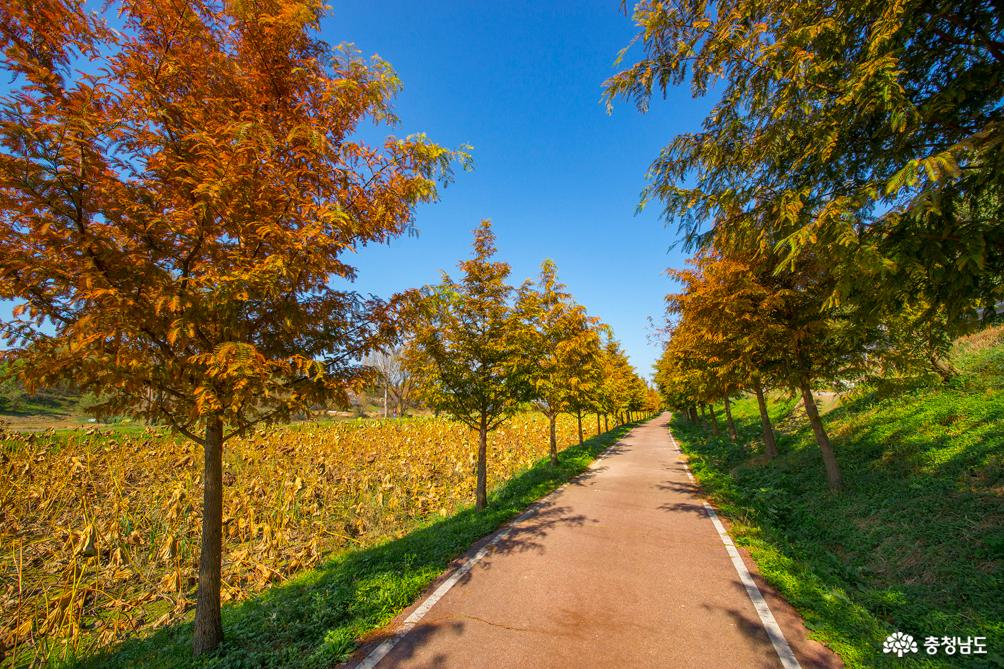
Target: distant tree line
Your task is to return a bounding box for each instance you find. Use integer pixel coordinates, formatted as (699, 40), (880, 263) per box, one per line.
(400, 221), (656, 510)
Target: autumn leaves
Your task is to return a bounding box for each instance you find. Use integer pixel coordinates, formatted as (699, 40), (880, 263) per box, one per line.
(654, 251), (854, 490)
(402, 222), (652, 510)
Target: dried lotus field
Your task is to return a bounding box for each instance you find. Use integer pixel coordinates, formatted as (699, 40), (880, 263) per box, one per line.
(0, 413), (585, 667)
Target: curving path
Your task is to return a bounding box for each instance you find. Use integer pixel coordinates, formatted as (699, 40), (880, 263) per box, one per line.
(346, 413), (842, 669)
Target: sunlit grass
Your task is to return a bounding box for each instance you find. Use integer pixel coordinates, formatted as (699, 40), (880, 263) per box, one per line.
(672, 330), (1004, 668)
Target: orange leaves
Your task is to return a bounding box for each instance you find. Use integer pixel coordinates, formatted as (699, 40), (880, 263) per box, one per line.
(518, 259), (606, 416)
(1, 0), (467, 448)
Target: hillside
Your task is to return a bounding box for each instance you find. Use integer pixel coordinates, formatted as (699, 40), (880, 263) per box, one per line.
(671, 326), (1004, 668)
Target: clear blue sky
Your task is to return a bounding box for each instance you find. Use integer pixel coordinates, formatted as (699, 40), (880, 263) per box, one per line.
(1, 1), (710, 378)
(324, 0), (706, 377)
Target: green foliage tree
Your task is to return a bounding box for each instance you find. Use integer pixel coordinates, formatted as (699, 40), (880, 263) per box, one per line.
(404, 221), (533, 510)
(607, 0), (1003, 373)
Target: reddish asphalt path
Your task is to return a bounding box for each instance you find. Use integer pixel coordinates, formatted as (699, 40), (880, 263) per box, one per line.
(347, 413), (842, 669)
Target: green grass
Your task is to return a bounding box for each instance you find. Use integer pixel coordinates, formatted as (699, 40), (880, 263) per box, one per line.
(672, 335), (1004, 668)
(64, 422), (635, 669)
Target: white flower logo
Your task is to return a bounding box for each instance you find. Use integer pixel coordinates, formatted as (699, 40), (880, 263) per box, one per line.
(883, 632), (919, 657)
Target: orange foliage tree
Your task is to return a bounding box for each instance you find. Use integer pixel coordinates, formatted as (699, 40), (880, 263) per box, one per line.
(657, 248), (872, 491)
(518, 259), (603, 462)
(0, 0), (462, 654)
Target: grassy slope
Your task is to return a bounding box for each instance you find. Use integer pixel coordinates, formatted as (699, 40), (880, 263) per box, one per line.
(672, 331), (1004, 668)
(66, 423), (635, 669)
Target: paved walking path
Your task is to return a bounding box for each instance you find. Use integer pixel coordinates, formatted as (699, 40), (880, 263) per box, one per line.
(349, 414), (842, 669)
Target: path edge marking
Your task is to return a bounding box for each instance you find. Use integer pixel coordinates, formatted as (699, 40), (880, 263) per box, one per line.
(668, 426), (802, 669)
(354, 523), (515, 669)
(353, 431), (628, 669)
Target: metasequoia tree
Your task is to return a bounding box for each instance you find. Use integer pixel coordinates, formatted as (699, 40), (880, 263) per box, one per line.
(658, 247), (869, 490)
(564, 319), (606, 444)
(0, 0), (461, 654)
(760, 260), (868, 490)
(598, 336), (640, 426)
(518, 260), (602, 462)
(566, 348), (605, 444)
(623, 373), (649, 423)
(665, 252), (785, 452)
(607, 0), (1003, 372)
(404, 221), (532, 510)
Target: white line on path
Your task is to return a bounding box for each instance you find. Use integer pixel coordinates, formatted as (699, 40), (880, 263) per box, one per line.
(354, 445), (619, 669)
(354, 522), (515, 669)
(668, 428), (802, 669)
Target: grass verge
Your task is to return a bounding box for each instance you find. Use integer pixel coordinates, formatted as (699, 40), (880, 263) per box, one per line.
(65, 422), (636, 669)
(671, 336), (1003, 668)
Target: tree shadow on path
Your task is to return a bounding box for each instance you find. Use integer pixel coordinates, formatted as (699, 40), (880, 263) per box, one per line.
(70, 423), (640, 669)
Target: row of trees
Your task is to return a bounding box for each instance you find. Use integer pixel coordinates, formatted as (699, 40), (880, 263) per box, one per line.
(402, 221), (655, 510)
(0, 3), (653, 655)
(654, 248), (865, 490)
(610, 0), (1003, 491)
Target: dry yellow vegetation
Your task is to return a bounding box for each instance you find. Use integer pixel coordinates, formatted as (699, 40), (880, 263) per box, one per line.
(0, 413), (583, 666)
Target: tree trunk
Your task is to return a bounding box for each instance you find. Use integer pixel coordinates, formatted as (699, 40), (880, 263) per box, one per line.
(596, 413), (601, 436)
(193, 416), (224, 656)
(798, 378), (842, 491)
(576, 409), (583, 445)
(723, 396), (738, 441)
(476, 414), (488, 510)
(929, 354), (957, 382)
(548, 413), (558, 466)
(754, 384), (778, 458)
(604, 414), (608, 432)
(699, 403), (707, 424)
(708, 404), (720, 435)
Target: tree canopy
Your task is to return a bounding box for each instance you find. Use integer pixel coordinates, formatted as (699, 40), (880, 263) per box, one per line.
(607, 0), (1003, 344)
(0, 0), (463, 653)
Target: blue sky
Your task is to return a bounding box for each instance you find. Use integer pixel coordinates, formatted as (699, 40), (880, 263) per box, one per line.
(323, 0), (707, 377)
(1, 1), (710, 378)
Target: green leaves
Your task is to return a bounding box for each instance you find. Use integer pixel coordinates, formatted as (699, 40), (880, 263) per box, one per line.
(403, 221), (533, 432)
(608, 0), (1004, 344)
